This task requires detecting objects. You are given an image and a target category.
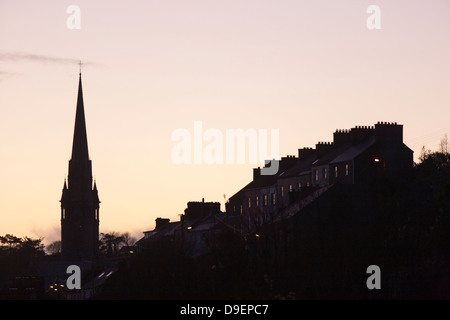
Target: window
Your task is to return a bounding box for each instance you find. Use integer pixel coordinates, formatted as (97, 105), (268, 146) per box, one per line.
(95, 209), (98, 220)
(315, 169), (319, 181)
(281, 186), (284, 197)
(256, 196), (259, 207)
(323, 168), (327, 179)
(345, 164), (349, 176)
(289, 184), (293, 192)
(271, 193), (276, 205)
(263, 194), (268, 206)
(62, 208), (65, 220)
(335, 166), (338, 177)
(240, 205), (243, 214)
(307, 181), (310, 187)
(248, 198), (251, 208)
(298, 182), (302, 189)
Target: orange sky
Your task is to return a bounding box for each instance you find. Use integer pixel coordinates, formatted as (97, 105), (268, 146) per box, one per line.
(1, 0), (450, 245)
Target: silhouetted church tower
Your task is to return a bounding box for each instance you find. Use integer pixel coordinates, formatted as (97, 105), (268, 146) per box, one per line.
(60, 72), (100, 260)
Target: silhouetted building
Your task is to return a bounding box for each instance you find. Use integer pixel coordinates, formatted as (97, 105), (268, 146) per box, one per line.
(226, 121), (414, 233)
(184, 198), (221, 220)
(60, 73), (100, 261)
(137, 199), (225, 259)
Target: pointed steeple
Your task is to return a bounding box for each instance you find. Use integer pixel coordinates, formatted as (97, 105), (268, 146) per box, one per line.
(61, 72), (100, 261)
(67, 72), (93, 192)
(71, 72), (89, 162)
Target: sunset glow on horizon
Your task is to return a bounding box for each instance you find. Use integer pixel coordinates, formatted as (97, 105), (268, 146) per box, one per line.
(1, 0), (450, 245)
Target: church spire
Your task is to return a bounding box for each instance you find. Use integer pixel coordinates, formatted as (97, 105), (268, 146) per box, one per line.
(71, 72), (89, 162)
(61, 72), (100, 261)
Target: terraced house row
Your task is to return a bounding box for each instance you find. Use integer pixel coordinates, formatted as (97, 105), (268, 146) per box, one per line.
(225, 121), (414, 234)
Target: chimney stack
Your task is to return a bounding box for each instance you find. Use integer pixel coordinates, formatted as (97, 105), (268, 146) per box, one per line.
(298, 147), (316, 160)
(253, 167), (261, 180)
(333, 129), (351, 147)
(350, 125), (375, 144)
(375, 121), (403, 144)
(315, 142), (334, 157)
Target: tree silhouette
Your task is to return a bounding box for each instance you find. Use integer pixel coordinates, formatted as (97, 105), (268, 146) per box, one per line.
(439, 133), (449, 154)
(45, 241), (61, 255)
(0, 234), (22, 254)
(99, 232), (126, 256)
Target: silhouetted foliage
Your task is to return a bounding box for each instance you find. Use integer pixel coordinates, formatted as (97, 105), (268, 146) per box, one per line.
(99, 232), (136, 257)
(417, 151), (450, 172)
(45, 241), (61, 256)
(0, 234), (44, 297)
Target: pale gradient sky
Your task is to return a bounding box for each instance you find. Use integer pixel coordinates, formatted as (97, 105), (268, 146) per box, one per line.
(1, 0), (450, 245)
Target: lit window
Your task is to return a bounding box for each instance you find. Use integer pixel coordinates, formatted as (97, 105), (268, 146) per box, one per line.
(289, 184), (293, 192)
(298, 183), (302, 189)
(345, 164), (349, 176)
(281, 186), (284, 197)
(335, 166), (338, 177)
(263, 195), (268, 206)
(248, 198), (251, 208)
(315, 170), (319, 181)
(240, 205), (243, 214)
(271, 193), (276, 205)
(256, 196), (259, 207)
(323, 168), (327, 179)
